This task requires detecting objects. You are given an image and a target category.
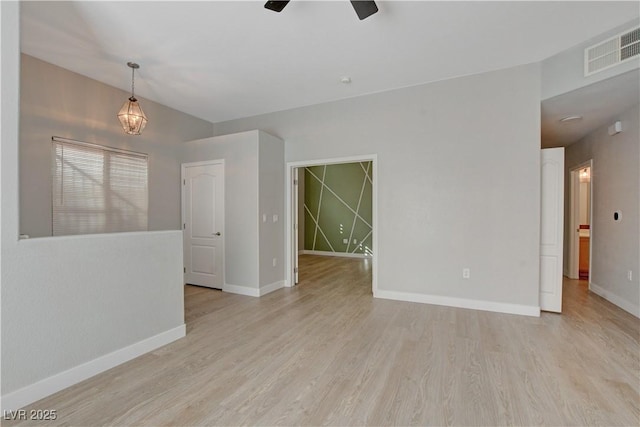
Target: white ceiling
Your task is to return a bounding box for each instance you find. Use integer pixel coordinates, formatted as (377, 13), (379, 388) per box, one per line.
(20, 1), (640, 124)
(541, 69), (640, 148)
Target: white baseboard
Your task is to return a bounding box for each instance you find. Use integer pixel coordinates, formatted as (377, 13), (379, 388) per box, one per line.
(223, 283), (260, 297)
(590, 281), (640, 318)
(1, 324), (186, 412)
(300, 250), (371, 259)
(374, 290), (540, 317)
(259, 280), (285, 296)
(223, 281), (286, 297)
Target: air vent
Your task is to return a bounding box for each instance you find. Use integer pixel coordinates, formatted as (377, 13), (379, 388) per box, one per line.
(585, 27), (640, 76)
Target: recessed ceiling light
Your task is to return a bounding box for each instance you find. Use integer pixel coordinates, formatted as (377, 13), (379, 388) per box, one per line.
(340, 76), (352, 84)
(559, 115), (583, 123)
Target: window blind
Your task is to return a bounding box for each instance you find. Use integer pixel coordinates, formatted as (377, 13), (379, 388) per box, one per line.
(52, 137), (148, 236)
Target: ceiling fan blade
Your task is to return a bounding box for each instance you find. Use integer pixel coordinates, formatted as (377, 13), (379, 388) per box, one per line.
(264, 1), (290, 13)
(350, 1), (378, 20)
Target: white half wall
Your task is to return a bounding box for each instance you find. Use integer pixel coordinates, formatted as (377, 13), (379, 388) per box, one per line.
(2, 231), (185, 398)
(2, 3), (185, 410)
(213, 63), (543, 311)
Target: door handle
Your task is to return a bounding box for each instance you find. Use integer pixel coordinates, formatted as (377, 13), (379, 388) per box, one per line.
(213, 232), (221, 236)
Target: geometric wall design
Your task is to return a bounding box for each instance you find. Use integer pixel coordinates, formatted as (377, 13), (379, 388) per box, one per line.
(304, 161), (372, 256)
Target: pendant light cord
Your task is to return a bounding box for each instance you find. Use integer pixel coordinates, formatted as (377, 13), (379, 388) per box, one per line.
(131, 66), (136, 99)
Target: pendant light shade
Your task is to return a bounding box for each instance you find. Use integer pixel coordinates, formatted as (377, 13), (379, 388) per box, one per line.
(117, 62), (148, 135)
(118, 96), (148, 135)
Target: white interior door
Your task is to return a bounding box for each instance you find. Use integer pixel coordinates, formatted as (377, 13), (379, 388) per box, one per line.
(540, 148), (565, 312)
(293, 168), (299, 284)
(182, 161), (224, 289)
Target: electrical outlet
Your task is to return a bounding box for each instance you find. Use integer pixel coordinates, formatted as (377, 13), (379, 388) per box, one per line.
(262, 214), (267, 223)
(272, 214), (278, 223)
(462, 268), (470, 279)
(343, 238), (348, 244)
(272, 258), (277, 267)
(628, 270), (633, 281)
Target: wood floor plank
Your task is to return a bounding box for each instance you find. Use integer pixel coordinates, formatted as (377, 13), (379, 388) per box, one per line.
(5, 255), (639, 426)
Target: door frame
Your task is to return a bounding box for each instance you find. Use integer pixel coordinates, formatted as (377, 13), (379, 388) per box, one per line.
(285, 154), (378, 293)
(293, 167), (299, 284)
(181, 159), (226, 287)
(568, 159), (593, 282)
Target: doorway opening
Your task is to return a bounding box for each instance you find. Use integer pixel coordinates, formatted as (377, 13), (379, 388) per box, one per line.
(568, 160), (593, 282)
(286, 155), (377, 293)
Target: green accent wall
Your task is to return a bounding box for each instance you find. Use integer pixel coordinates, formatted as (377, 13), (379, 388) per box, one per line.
(304, 161), (372, 255)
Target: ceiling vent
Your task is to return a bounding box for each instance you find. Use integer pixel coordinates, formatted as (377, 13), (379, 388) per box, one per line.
(584, 27), (639, 76)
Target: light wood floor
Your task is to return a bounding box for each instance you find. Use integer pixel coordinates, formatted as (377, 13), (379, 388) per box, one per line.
(8, 255), (639, 426)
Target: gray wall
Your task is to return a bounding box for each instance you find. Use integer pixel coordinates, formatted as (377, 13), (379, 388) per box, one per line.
(542, 18), (640, 100)
(258, 132), (285, 288)
(2, 2), (185, 407)
(564, 104), (640, 315)
(214, 63), (542, 309)
(181, 130), (285, 291)
(20, 54), (214, 237)
(182, 132), (260, 289)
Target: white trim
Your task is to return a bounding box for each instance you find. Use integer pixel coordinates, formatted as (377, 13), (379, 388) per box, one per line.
(1, 325), (186, 412)
(293, 168), (299, 285)
(590, 282), (640, 318)
(303, 204), (334, 253)
(374, 290), (540, 317)
(568, 159), (593, 280)
(52, 136), (148, 158)
(347, 161), (370, 252)
(311, 166), (326, 249)
(222, 282), (286, 297)
(286, 155), (378, 296)
(351, 229), (373, 255)
(223, 283), (260, 297)
(181, 159), (225, 168)
(306, 167), (372, 229)
(301, 249), (370, 259)
(18, 229), (180, 244)
(259, 280), (286, 296)
(568, 168), (579, 279)
(255, 138), (261, 295)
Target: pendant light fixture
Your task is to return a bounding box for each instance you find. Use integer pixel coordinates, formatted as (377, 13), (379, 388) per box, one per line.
(117, 62), (148, 135)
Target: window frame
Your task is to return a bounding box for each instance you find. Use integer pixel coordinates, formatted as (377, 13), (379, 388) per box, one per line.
(51, 136), (149, 236)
